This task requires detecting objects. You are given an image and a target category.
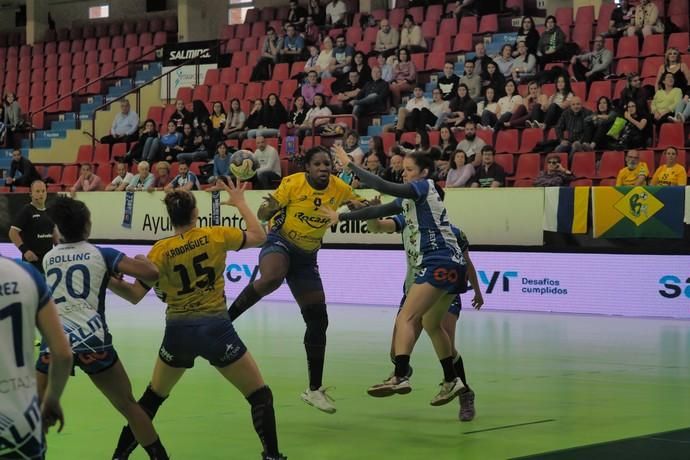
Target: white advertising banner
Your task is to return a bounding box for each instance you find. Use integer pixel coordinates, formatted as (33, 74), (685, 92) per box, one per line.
(160, 64), (216, 100)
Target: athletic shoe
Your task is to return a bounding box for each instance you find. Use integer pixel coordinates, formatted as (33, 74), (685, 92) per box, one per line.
(262, 453), (287, 460)
(459, 388), (476, 421)
(301, 387), (336, 414)
(535, 121), (546, 129)
(387, 365), (414, 380)
(525, 120), (535, 128)
(430, 378), (465, 406)
(367, 376), (412, 398)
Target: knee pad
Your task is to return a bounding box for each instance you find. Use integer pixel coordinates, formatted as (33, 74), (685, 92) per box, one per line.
(300, 303), (328, 346)
(247, 385), (273, 407)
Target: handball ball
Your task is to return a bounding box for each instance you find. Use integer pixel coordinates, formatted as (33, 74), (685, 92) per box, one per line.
(229, 149), (259, 180)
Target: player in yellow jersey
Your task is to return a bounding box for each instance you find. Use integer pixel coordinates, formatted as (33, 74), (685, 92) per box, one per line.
(228, 146), (364, 414)
(109, 181), (287, 460)
(650, 147), (687, 186)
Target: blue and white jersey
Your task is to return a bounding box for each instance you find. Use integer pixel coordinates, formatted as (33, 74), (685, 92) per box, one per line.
(0, 257), (51, 459)
(393, 179), (464, 272)
(42, 242), (123, 354)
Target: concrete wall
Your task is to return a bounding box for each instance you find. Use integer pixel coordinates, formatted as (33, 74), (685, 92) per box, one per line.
(46, 0), (178, 29)
(178, 0), (226, 42)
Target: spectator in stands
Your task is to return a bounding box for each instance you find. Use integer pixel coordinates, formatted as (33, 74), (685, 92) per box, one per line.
(223, 98), (246, 140)
(571, 35), (613, 87)
(153, 161), (172, 190)
(307, 0), (325, 26)
(122, 119), (159, 164)
(456, 121), (485, 167)
(252, 27), (282, 82)
(304, 15), (321, 46)
(248, 94), (288, 138)
(197, 119), (216, 152)
(555, 97), (593, 155)
(652, 72), (682, 127)
(101, 99), (139, 146)
(612, 101), (649, 150)
(208, 143), (230, 184)
(617, 73), (650, 115)
(366, 136), (386, 164)
(305, 41), (333, 79)
(606, 0), (634, 39)
(3, 92), (24, 137)
(539, 75), (573, 130)
(450, 0), (477, 18)
(325, 0), (348, 28)
(651, 147), (687, 186)
(159, 120), (183, 162)
(280, 24), (305, 64)
(399, 15), (427, 54)
(286, 96), (309, 135)
(494, 44), (515, 79)
(352, 67), (390, 116)
(459, 60), (482, 101)
(376, 53), (394, 83)
(375, 19), (399, 58)
(511, 41), (537, 84)
(105, 162), (133, 191)
(533, 153), (574, 186)
(343, 130), (364, 165)
(330, 35), (354, 78)
(5, 149), (40, 187)
(656, 48), (689, 94)
(0, 105), (6, 145)
(470, 146), (505, 188)
(382, 153), (404, 183)
(427, 88), (450, 130)
(443, 83), (477, 128)
(331, 70), (363, 113)
(400, 130), (431, 156)
(191, 100), (211, 127)
(301, 71), (325, 107)
(471, 43), (495, 76)
(481, 61), (506, 99)
(351, 52), (372, 85)
(287, 0), (308, 31)
(494, 80), (524, 131)
(209, 101), (227, 134)
(299, 93), (332, 137)
(70, 164), (104, 194)
(627, 0), (664, 37)
(165, 161), (200, 191)
(126, 161), (155, 192)
(243, 99), (265, 140)
(363, 152), (385, 178)
(537, 15), (567, 66)
(511, 80), (542, 128)
(253, 136), (281, 189)
(477, 87), (500, 129)
(673, 95), (690, 123)
(583, 96), (617, 150)
(445, 149), (474, 188)
(180, 122), (203, 154)
(394, 85), (432, 135)
(616, 149), (648, 186)
(169, 99), (193, 132)
(438, 126), (458, 160)
(438, 62), (460, 101)
(516, 17), (540, 57)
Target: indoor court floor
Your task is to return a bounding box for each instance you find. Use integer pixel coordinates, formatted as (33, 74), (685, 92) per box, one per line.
(44, 296), (690, 459)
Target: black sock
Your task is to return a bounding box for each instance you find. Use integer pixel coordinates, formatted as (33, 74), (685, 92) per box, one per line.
(394, 355), (410, 379)
(247, 386), (280, 457)
(112, 386), (167, 459)
(301, 304), (328, 391)
(454, 354), (469, 389)
(228, 283), (262, 321)
(143, 438), (169, 460)
(440, 356), (457, 383)
(305, 343), (326, 390)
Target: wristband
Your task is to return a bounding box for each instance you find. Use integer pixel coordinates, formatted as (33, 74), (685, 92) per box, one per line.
(18, 244), (27, 255)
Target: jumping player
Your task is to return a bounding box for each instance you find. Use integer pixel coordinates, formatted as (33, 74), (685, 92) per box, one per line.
(0, 256), (72, 459)
(227, 146), (365, 414)
(367, 216), (483, 421)
(325, 145), (466, 407)
(37, 196), (169, 460)
(109, 181), (286, 460)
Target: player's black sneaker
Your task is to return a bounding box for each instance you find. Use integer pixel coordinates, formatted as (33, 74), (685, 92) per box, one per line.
(262, 453), (287, 460)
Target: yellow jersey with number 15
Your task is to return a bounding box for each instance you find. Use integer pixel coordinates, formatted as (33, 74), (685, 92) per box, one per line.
(271, 173), (361, 252)
(148, 227), (245, 320)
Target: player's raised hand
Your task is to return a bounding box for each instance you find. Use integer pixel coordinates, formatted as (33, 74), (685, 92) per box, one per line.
(331, 144), (351, 169)
(41, 396), (65, 434)
(220, 177), (248, 207)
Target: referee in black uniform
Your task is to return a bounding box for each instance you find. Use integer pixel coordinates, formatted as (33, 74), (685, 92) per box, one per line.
(8, 180), (58, 273)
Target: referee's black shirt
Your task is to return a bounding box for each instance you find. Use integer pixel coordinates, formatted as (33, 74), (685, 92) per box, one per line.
(11, 204), (55, 272)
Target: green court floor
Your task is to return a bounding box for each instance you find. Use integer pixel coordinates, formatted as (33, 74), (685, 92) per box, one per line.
(45, 298), (690, 459)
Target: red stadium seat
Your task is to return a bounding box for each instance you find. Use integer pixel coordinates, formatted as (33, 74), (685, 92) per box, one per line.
(242, 138), (257, 151)
(113, 48), (128, 63)
(616, 36), (638, 58)
(575, 5), (594, 26)
(45, 166), (63, 184)
(220, 67), (237, 85)
(192, 85), (209, 102)
(512, 153), (541, 179)
(459, 16), (477, 35)
(438, 18), (459, 37)
(571, 152), (595, 178)
(153, 31), (167, 47)
(272, 63), (290, 82)
(111, 36), (124, 49)
(279, 80), (298, 100)
(204, 69), (220, 86)
(656, 124), (684, 150)
(231, 51), (247, 69)
(426, 4), (443, 23)
(640, 56), (664, 78)
(410, 53), (425, 70)
(209, 84), (227, 102)
(570, 178), (593, 186)
(667, 33), (689, 51)
(139, 32), (153, 48)
(597, 151), (625, 178)
(555, 7), (573, 29)
(571, 81), (586, 99)
(245, 82), (263, 101)
(616, 58), (638, 76)
(668, 0), (688, 15)
(587, 80), (611, 104)
(176, 87), (193, 104)
(237, 66), (253, 84)
(596, 3), (616, 36)
(495, 154), (514, 175)
(513, 179), (534, 187)
(478, 14), (499, 34)
(60, 165), (79, 186)
(425, 52), (446, 71)
(346, 26), (362, 44)
(421, 21), (437, 40)
(227, 83), (245, 100)
(452, 33), (474, 53)
(125, 33), (138, 48)
(431, 36), (451, 54)
(640, 34), (664, 57)
(571, 23), (593, 53)
(494, 130), (519, 153)
(407, 6), (423, 24)
(262, 80), (280, 99)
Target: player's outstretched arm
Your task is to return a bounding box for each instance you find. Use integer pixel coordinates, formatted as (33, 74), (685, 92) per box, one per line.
(36, 300), (72, 434)
(116, 255), (160, 284)
(324, 200), (403, 225)
(220, 178), (267, 248)
(464, 251), (484, 310)
(108, 277), (150, 304)
(366, 218), (397, 233)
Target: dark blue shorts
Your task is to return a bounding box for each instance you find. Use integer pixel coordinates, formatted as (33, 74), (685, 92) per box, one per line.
(398, 294), (462, 317)
(414, 261), (468, 296)
(36, 347), (119, 376)
(260, 232), (324, 295)
(0, 433), (45, 459)
(159, 316), (247, 369)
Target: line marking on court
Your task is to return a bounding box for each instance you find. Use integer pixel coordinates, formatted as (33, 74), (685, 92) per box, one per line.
(464, 419), (556, 434)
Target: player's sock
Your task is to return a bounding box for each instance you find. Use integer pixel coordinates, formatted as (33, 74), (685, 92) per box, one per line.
(112, 386), (167, 459)
(228, 283), (262, 320)
(394, 355), (411, 379)
(440, 356), (457, 383)
(454, 354), (470, 389)
(142, 438), (169, 460)
(247, 386), (281, 457)
(301, 303), (328, 390)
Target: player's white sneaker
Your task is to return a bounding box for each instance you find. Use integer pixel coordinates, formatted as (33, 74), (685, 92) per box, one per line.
(301, 387), (336, 414)
(367, 376), (412, 398)
(430, 378), (465, 406)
